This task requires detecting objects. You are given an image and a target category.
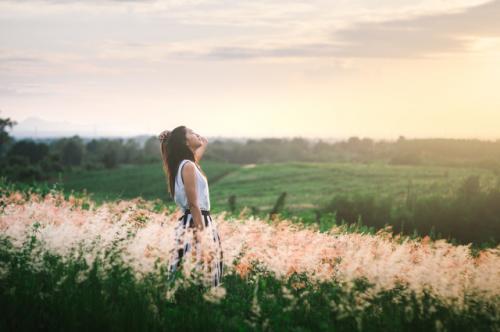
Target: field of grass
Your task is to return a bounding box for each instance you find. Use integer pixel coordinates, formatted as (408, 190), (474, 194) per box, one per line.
(0, 187), (498, 331)
(45, 160), (500, 247)
(52, 160), (240, 204)
(210, 161), (498, 210)
(54, 160), (498, 214)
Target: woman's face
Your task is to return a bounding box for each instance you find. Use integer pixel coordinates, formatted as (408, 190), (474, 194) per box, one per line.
(185, 127), (202, 152)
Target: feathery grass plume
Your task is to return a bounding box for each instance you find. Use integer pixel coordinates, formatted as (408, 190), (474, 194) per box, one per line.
(0, 188), (498, 314)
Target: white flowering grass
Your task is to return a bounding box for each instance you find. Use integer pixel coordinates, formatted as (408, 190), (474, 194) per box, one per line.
(0, 189), (498, 315)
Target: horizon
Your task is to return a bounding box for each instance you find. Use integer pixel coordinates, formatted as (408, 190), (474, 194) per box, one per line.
(6, 115), (500, 143)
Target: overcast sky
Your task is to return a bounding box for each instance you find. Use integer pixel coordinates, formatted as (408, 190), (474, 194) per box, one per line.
(1, 0), (499, 139)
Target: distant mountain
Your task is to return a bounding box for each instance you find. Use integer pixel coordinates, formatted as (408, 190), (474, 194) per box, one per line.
(8, 116), (345, 143)
(9, 116), (142, 139)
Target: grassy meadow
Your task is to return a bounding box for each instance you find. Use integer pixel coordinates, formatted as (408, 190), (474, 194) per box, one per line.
(55, 160), (497, 212)
(1, 159), (498, 331)
(50, 160), (499, 247)
(0, 185), (498, 331)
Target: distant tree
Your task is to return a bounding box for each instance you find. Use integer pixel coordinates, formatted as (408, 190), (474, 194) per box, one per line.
(288, 137), (310, 160)
(101, 140), (123, 169)
(347, 136), (360, 145)
(457, 175), (481, 201)
(360, 137), (374, 148)
(0, 154), (44, 182)
(40, 153), (64, 173)
(0, 113), (17, 158)
(60, 137), (85, 166)
(7, 139), (49, 164)
(389, 151), (422, 165)
(312, 139), (330, 153)
(86, 139), (99, 154)
(143, 136), (161, 160)
(122, 138), (143, 163)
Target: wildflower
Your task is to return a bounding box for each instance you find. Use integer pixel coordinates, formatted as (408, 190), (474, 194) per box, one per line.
(203, 286), (227, 304)
(1, 188), (499, 314)
(235, 261), (251, 278)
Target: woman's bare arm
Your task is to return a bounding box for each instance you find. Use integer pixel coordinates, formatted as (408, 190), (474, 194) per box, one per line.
(182, 161), (205, 231)
(194, 136), (208, 162)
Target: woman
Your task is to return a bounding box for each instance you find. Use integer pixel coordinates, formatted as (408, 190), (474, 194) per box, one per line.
(159, 126), (224, 287)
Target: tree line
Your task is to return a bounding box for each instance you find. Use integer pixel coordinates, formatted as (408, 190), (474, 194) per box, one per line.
(1, 115), (500, 183)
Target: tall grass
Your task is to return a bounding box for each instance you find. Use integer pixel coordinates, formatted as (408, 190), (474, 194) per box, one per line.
(0, 183), (498, 331)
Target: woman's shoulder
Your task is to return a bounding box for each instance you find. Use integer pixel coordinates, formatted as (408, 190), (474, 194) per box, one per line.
(178, 159), (194, 170)
(179, 159), (197, 175)
(181, 159), (196, 168)
(177, 160), (193, 177)
(182, 158), (198, 165)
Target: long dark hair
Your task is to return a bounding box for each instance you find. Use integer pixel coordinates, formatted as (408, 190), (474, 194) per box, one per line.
(159, 125), (207, 198)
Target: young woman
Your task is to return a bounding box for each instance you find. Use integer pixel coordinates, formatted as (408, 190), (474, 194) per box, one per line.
(159, 126), (224, 287)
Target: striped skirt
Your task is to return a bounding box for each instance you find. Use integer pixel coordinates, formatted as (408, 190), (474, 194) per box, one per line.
(168, 209), (224, 287)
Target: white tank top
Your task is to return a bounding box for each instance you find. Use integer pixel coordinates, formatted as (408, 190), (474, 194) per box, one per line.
(174, 159), (211, 212)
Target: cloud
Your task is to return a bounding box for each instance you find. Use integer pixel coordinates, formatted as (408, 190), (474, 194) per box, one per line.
(164, 0), (500, 61)
(0, 56), (46, 65)
(0, 83), (53, 96)
(1, 0), (499, 66)
(331, 0), (500, 58)
(6, 0), (175, 4)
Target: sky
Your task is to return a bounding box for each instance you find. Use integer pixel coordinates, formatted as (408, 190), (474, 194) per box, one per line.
(1, 0), (499, 140)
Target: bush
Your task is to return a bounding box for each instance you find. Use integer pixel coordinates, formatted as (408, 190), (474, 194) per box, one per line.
(321, 176), (500, 246)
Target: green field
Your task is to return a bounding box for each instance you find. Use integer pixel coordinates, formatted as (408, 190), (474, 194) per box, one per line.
(53, 160), (497, 214)
(52, 161), (240, 205)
